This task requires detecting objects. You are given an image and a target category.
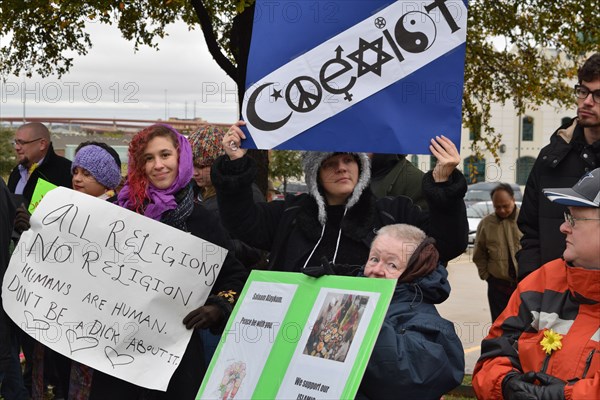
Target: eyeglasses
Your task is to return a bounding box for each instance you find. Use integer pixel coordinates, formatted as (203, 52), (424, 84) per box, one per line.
(563, 211), (600, 227)
(12, 138), (42, 147)
(574, 84), (600, 104)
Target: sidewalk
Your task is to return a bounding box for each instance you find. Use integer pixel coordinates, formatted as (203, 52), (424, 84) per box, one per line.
(437, 250), (490, 374)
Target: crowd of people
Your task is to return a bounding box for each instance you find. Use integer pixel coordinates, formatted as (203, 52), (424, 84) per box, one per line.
(0, 52), (598, 400)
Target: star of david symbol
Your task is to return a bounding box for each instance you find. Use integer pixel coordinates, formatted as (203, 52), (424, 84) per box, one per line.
(347, 37), (393, 77)
(271, 89), (283, 101)
(374, 17), (386, 29)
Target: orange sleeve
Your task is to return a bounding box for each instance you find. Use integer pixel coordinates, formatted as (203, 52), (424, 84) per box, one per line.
(565, 374), (600, 400)
(473, 284), (527, 399)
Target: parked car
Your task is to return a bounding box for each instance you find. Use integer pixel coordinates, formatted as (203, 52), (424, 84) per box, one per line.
(284, 181), (308, 194)
(467, 201), (522, 245)
(465, 182), (523, 207)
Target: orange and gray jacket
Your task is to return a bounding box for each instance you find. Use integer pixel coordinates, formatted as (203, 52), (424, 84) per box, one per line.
(473, 258), (600, 399)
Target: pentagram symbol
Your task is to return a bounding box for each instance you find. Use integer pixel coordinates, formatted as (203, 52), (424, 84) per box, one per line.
(285, 76), (322, 113)
(374, 17), (386, 29)
(271, 89), (283, 101)
(319, 46), (357, 102)
(347, 37), (394, 77)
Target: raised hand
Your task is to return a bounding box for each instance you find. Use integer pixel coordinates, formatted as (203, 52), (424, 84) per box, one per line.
(222, 120), (248, 161)
(430, 135), (460, 183)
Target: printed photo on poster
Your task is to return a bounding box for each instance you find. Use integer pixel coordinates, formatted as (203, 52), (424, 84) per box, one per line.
(303, 293), (368, 362)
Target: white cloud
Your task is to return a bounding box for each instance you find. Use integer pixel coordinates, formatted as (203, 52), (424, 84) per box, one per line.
(1, 21), (239, 123)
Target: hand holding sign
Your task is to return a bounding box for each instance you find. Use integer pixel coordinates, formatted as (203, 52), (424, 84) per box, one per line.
(430, 135), (461, 183)
(183, 303), (223, 330)
(14, 204), (31, 234)
(223, 121), (248, 160)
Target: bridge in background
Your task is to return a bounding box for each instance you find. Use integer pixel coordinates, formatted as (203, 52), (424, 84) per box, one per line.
(0, 116), (229, 133)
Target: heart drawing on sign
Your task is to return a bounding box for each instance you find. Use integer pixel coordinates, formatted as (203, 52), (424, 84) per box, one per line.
(66, 329), (99, 353)
(24, 311), (50, 331)
(104, 346), (135, 368)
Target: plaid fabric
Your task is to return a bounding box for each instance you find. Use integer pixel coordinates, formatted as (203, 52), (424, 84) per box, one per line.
(68, 361), (93, 400)
(32, 343), (44, 399)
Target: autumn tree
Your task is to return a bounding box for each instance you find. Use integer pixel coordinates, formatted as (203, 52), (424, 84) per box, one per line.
(1, 0), (598, 168)
(268, 150), (303, 194)
(0, 127), (15, 178)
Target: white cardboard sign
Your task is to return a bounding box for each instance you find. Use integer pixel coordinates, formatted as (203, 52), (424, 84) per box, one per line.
(1, 187), (227, 391)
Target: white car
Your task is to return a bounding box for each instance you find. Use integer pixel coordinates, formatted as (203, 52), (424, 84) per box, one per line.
(467, 201), (522, 246)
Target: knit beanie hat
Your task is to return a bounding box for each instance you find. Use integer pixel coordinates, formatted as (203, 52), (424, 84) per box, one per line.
(188, 126), (226, 167)
(72, 145), (122, 189)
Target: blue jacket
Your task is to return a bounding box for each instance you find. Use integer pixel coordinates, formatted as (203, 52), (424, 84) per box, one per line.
(357, 265), (464, 400)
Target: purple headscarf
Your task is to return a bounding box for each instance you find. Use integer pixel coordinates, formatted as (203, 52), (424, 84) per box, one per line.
(118, 124), (193, 220)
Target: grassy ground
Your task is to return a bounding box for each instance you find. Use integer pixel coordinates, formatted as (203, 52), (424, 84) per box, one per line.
(445, 374), (476, 399)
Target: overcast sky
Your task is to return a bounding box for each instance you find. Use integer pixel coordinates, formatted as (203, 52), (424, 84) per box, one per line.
(0, 22), (239, 124)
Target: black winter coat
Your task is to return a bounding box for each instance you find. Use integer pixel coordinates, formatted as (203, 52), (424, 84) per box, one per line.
(159, 202), (249, 398)
(8, 143), (72, 206)
(517, 118), (600, 279)
(212, 156), (468, 271)
(0, 178), (16, 372)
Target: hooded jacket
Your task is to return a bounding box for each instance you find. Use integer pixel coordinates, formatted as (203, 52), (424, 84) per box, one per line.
(357, 264), (464, 400)
(473, 258), (600, 400)
(517, 118), (600, 279)
(211, 152), (468, 272)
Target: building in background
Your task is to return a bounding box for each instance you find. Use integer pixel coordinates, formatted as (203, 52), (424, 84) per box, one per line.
(410, 100), (575, 187)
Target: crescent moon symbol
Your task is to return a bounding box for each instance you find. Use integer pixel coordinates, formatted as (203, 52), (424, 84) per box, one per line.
(246, 82), (293, 131)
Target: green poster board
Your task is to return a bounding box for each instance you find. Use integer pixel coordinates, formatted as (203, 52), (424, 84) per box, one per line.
(28, 178), (58, 213)
(197, 270), (395, 400)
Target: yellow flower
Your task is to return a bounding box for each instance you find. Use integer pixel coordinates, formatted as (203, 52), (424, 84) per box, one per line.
(217, 290), (237, 304)
(540, 329), (563, 355)
(28, 162), (39, 175)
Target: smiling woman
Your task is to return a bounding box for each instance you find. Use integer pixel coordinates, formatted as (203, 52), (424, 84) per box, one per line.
(81, 124), (248, 400)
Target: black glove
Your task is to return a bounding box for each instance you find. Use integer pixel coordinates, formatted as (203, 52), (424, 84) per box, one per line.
(14, 204), (31, 234)
(503, 371), (566, 400)
(182, 304), (223, 330)
(503, 371), (538, 400)
(302, 257), (335, 278)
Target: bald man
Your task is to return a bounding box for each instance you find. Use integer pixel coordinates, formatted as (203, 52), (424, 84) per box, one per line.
(6, 123), (72, 397)
(7, 122), (72, 206)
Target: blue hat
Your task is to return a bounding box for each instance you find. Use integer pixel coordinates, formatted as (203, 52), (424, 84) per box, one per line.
(543, 168), (600, 208)
(72, 145), (122, 189)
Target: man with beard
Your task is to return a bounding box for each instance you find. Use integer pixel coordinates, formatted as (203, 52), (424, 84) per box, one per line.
(8, 122), (72, 208)
(6, 122), (71, 398)
(517, 53), (600, 280)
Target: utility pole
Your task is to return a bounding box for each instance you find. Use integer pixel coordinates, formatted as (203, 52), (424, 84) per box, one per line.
(164, 90), (168, 120)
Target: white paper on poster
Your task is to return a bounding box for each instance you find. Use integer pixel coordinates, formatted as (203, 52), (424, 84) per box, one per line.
(200, 281), (298, 400)
(276, 289), (379, 399)
(1, 188), (228, 391)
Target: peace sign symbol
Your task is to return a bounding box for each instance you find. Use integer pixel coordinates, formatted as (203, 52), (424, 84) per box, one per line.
(285, 76), (322, 113)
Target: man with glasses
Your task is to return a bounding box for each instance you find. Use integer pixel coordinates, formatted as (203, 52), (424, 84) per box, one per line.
(7, 122), (72, 207)
(473, 168), (600, 400)
(5, 122), (71, 398)
(517, 52), (600, 280)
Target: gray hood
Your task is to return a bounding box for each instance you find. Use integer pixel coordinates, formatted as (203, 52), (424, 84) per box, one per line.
(302, 152), (371, 226)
